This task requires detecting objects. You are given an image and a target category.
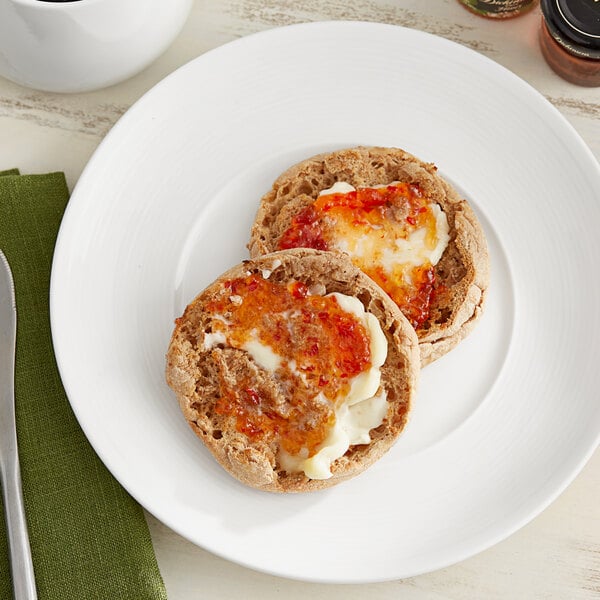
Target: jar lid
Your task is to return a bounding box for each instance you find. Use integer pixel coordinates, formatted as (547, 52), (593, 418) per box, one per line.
(541, 0), (600, 51)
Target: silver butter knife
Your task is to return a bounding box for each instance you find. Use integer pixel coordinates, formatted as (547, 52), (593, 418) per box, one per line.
(0, 250), (37, 600)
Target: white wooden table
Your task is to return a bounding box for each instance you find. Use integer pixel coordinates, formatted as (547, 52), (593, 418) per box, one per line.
(1, 1), (598, 598)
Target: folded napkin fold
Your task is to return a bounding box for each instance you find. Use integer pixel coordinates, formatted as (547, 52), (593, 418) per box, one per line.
(0, 170), (167, 600)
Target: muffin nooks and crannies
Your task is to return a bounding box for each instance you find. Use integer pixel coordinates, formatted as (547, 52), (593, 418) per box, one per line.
(249, 146), (489, 365)
(167, 146), (489, 491)
(166, 249), (419, 492)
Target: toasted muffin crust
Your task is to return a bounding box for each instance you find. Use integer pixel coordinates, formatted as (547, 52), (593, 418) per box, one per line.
(166, 249), (419, 492)
(249, 146), (489, 365)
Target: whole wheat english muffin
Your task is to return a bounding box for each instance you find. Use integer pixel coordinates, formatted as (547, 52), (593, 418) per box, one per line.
(249, 146), (489, 366)
(166, 248), (419, 492)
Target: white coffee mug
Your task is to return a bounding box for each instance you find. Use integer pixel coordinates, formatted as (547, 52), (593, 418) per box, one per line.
(0, 0), (192, 93)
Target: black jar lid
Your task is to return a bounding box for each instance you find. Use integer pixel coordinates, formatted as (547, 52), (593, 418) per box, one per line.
(541, 0), (600, 52)
(542, 0), (600, 48)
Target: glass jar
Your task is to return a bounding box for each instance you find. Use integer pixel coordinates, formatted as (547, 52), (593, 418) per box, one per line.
(539, 0), (600, 87)
(458, 0), (538, 18)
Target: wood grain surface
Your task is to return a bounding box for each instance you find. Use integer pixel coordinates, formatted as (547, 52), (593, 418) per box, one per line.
(0, 1), (598, 598)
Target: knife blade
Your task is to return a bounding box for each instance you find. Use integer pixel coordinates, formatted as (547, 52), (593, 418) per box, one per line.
(0, 249), (37, 600)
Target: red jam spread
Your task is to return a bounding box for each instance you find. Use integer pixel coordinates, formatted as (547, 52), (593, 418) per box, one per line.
(278, 183), (441, 329)
(206, 274), (372, 456)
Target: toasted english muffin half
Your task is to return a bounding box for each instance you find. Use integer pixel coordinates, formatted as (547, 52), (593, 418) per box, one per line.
(166, 248), (419, 492)
(248, 146), (489, 366)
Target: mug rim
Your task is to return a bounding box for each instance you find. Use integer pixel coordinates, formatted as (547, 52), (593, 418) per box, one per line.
(11, 0), (110, 8)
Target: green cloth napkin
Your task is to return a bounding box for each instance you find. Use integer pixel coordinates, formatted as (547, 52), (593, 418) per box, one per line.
(0, 170), (168, 600)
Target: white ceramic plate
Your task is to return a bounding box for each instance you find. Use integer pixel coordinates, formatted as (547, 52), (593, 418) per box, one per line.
(50, 22), (600, 583)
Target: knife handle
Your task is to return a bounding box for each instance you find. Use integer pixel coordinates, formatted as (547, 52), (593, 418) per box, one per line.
(0, 424), (38, 600)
